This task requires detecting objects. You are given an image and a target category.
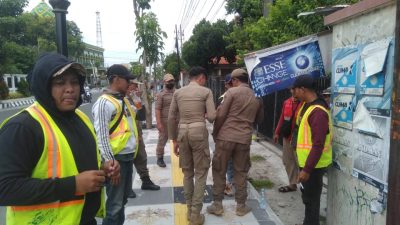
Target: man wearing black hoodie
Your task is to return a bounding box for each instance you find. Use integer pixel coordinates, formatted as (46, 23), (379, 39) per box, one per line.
(0, 53), (116, 225)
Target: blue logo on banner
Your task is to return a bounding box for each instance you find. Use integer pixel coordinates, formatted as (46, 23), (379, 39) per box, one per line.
(250, 41), (325, 97)
(295, 55), (310, 69)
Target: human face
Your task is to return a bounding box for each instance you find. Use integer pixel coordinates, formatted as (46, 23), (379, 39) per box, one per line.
(165, 80), (175, 89)
(231, 78), (240, 87)
(51, 71), (81, 112)
(292, 87), (305, 101)
(115, 76), (129, 95)
(225, 81), (232, 90)
(127, 82), (139, 95)
(199, 74), (207, 86)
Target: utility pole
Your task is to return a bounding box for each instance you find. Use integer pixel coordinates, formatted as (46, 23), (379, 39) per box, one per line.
(387, 1), (400, 225)
(49, 0), (70, 57)
(179, 25), (184, 52)
(175, 24), (181, 81)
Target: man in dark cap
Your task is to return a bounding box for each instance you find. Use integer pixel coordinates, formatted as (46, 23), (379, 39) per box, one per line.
(0, 53), (112, 225)
(92, 64), (139, 225)
(208, 68), (264, 217)
(291, 74), (332, 225)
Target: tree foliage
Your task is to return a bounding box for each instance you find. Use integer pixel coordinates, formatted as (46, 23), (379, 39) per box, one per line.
(0, 0), (85, 79)
(226, 0), (359, 64)
(163, 52), (188, 80)
(135, 12), (167, 69)
(181, 19), (236, 69)
(225, 0), (263, 22)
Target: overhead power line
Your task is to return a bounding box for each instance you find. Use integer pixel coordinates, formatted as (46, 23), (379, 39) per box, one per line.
(204, 0), (218, 20)
(210, 0), (226, 22)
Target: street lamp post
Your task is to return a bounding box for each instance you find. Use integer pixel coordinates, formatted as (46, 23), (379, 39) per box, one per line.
(49, 0), (70, 57)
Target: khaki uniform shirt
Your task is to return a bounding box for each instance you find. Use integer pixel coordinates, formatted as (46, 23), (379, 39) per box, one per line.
(156, 88), (175, 120)
(168, 81), (216, 140)
(213, 83), (264, 145)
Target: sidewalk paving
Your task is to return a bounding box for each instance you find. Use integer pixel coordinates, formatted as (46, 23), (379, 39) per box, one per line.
(107, 124), (284, 225)
(0, 101), (285, 225)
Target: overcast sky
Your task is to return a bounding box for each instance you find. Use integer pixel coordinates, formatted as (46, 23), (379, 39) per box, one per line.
(26, 0), (232, 66)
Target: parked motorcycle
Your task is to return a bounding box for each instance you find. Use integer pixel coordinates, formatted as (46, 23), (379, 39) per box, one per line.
(82, 90), (92, 103)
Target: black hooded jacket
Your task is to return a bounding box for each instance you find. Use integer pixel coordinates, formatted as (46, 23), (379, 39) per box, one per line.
(0, 53), (100, 225)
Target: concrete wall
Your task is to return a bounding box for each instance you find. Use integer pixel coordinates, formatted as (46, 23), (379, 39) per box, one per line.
(327, 4), (395, 225)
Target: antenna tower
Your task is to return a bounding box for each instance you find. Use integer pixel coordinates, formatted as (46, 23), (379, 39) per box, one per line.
(96, 11), (103, 47)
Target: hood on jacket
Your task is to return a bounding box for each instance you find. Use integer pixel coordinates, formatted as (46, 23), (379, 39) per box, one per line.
(28, 52), (86, 114)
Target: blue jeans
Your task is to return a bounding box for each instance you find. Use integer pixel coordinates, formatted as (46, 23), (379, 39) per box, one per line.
(102, 153), (134, 225)
(226, 159), (234, 184)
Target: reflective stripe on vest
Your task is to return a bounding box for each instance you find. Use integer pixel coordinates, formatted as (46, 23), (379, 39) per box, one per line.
(5, 102), (104, 224)
(296, 104), (332, 168)
(100, 95), (139, 157)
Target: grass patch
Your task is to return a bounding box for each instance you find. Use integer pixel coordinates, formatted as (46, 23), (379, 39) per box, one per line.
(250, 179), (274, 190)
(7, 92), (25, 99)
(250, 155), (265, 162)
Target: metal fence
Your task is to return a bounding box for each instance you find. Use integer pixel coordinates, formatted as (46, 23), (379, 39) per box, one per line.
(208, 76), (225, 106)
(257, 76), (331, 140)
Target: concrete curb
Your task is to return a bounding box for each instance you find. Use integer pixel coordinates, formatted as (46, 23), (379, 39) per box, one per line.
(247, 180), (285, 225)
(0, 97), (35, 110)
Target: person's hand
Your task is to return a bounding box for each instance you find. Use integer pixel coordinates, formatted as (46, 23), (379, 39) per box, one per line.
(110, 172), (121, 186)
(297, 170), (310, 183)
(173, 140), (179, 156)
(102, 160), (121, 185)
(75, 170), (106, 194)
(273, 134), (279, 143)
(157, 123), (164, 133)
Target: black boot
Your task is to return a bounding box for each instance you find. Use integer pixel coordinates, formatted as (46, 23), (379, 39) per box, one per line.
(128, 189), (136, 198)
(141, 176), (160, 190)
(157, 157), (166, 167)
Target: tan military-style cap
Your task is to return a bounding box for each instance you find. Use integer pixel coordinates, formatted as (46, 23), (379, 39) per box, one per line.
(130, 78), (143, 84)
(163, 73), (175, 81)
(231, 68), (248, 79)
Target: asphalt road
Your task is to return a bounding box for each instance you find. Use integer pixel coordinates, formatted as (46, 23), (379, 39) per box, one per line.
(0, 91), (100, 225)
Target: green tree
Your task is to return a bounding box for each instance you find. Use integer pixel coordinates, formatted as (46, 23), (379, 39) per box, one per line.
(16, 78), (30, 97)
(225, 0), (263, 23)
(0, 0), (85, 79)
(181, 19), (236, 69)
(0, 0), (27, 17)
(163, 52), (187, 79)
(130, 61), (143, 77)
(227, 0), (359, 62)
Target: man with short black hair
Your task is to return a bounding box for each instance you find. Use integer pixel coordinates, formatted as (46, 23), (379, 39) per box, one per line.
(92, 64), (139, 225)
(208, 68), (264, 217)
(168, 66), (216, 225)
(291, 74), (332, 225)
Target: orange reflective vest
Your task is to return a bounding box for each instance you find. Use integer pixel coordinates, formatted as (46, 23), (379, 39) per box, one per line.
(100, 94), (139, 158)
(296, 104), (332, 168)
(3, 102), (104, 225)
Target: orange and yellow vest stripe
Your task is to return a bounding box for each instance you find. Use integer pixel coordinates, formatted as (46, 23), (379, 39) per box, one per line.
(2, 102), (105, 225)
(296, 104), (333, 168)
(100, 95), (139, 158)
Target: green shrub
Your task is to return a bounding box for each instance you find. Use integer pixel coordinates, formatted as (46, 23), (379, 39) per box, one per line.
(0, 80), (9, 100)
(16, 79), (30, 97)
(7, 92), (25, 99)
